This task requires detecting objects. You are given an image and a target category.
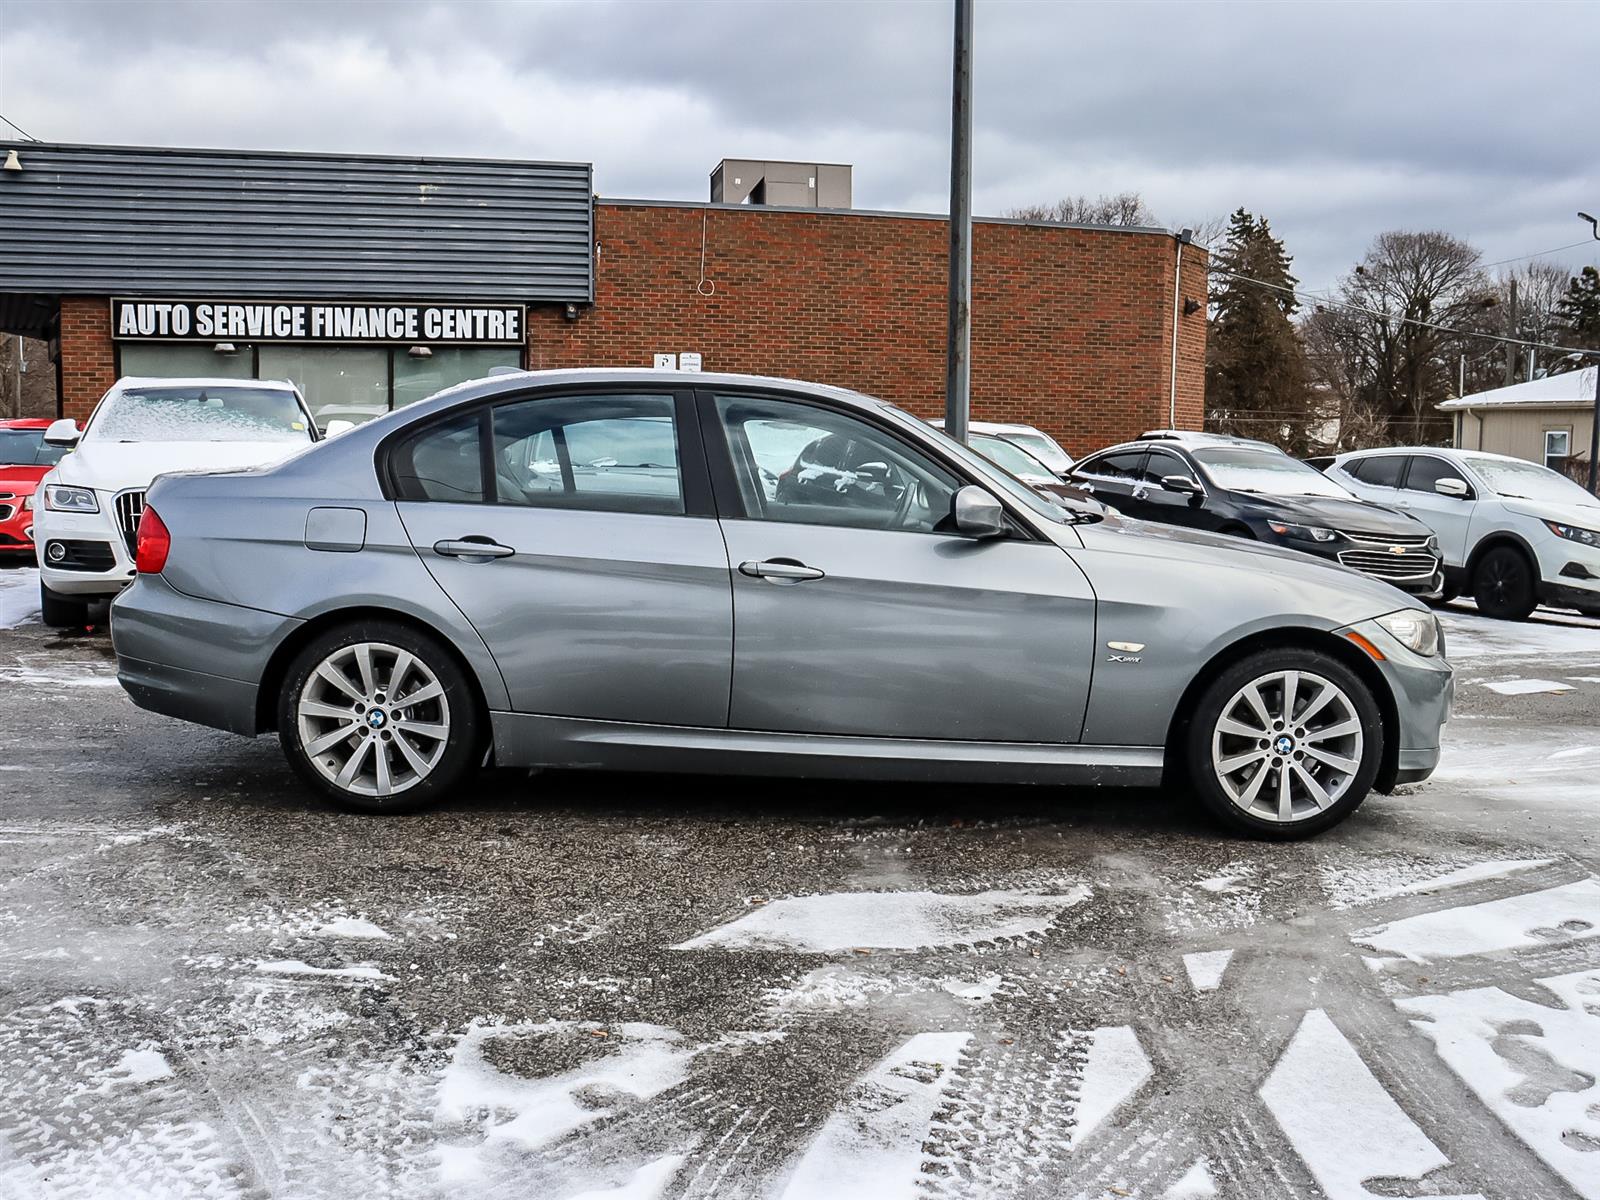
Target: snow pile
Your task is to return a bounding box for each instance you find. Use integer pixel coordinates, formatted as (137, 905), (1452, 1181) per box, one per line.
(1353, 879), (1600, 962)
(1401, 969), (1600, 1199)
(0, 568), (39, 629)
(674, 886), (1091, 953)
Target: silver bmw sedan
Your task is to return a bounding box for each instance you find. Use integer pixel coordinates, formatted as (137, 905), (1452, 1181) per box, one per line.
(110, 370), (1452, 838)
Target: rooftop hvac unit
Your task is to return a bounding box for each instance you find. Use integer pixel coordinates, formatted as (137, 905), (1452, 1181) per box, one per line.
(710, 160), (852, 209)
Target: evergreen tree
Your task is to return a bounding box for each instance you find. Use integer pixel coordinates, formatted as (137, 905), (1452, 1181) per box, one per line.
(1204, 209), (1316, 452)
(1556, 265), (1600, 369)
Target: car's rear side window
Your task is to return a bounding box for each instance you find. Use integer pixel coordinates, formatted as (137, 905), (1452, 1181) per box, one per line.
(1077, 449), (1146, 483)
(391, 410), (484, 503)
(1349, 455), (1404, 488)
(491, 394), (684, 516)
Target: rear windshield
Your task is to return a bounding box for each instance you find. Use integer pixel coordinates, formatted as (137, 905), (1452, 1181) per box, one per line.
(0, 428), (68, 467)
(90, 386), (314, 444)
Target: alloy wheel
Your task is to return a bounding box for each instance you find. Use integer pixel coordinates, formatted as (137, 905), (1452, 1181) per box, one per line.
(1210, 669), (1363, 824)
(295, 641), (451, 799)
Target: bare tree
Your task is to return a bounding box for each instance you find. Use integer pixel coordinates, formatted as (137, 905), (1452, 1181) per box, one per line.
(1006, 192), (1158, 226)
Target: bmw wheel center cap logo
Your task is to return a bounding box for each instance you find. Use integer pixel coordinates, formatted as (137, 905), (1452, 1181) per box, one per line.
(1275, 734), (1294, 754)
(367, 709), (387, 730)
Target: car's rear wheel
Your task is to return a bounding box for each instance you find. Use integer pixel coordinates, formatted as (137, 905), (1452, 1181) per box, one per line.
(39, 581), (90, 628)
(1471, 545), (1537, 621)
(1186, 649), (1383, 839)
(276, 621), (481, 813)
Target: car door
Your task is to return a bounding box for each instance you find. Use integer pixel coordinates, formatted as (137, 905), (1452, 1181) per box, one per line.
(1134, 447), (1216, 530)
(705, 390), (1097, 743)
(1394, 454), (1477, 566)
(390, 390), (733, 727)
(1070, 448), (1148, 516)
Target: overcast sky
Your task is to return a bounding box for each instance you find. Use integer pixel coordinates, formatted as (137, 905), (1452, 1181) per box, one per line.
(2, 0), (1597, 291)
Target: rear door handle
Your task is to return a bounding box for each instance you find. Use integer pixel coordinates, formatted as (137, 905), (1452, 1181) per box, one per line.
(739, 558), (825, 583)
(434, 538), (515, 560)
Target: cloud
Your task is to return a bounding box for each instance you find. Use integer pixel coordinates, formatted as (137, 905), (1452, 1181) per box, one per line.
(1, 0), (1596, 286)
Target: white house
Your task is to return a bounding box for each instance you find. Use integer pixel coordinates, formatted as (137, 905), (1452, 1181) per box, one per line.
(1440, 366), (1597, 474)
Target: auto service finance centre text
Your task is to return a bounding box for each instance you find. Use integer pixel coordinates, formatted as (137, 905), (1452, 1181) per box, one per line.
(0, 141), (1206, 452)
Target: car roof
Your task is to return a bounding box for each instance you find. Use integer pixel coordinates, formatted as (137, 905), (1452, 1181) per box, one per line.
(1136, 429), (1279, 450)
(1335, 445), (1530, 467)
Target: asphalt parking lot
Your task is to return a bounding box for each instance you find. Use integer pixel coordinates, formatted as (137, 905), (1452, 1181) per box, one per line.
(1, 561), (1598, 1200)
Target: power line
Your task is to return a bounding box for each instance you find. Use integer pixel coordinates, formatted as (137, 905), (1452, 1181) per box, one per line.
(1211, 267), (1600, 360)
(1478, 239), (1596, 273)
(0, 111), (38, 141)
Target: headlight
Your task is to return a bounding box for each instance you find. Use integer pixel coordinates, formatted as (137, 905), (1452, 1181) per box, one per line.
(1268, 521), (1338, 543)
(43, 485), (98, 513)
(23, 493), (35, 511)
(1376, 609), (1440, 657)
(1545, 519), (1600, 548)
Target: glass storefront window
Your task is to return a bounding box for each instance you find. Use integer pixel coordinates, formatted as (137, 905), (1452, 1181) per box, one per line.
(259, 346), (390, 430)
(394, 347), (521, 409)
(119, 343), (255, 379)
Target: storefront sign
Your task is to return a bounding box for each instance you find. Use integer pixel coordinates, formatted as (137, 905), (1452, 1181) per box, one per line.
(111, 299), (525, 346)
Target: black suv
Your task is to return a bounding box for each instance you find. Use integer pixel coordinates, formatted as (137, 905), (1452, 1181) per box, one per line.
(1069, 432), (1444, 595)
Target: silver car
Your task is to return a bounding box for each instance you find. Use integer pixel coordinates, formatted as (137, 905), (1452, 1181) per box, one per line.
(110, 370), (1452, 837)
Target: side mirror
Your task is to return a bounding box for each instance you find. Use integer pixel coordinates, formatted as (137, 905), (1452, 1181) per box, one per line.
(952, 485), (1007, 538)
(1435, 477), (1469, 498)
(1161, 473), (1203, 495)
(323, 419), (356, 438)
(43, 418), (81, 447)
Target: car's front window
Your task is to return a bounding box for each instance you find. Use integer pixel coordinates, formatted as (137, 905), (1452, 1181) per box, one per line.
(89, 387), (314, 443)
(1192, 447), (1354, 498)
(1464, 455), (1599, 505)
(0, 429), (67, 466)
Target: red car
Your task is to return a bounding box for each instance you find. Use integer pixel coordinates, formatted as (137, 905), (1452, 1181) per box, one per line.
(0, 419), (69, 558)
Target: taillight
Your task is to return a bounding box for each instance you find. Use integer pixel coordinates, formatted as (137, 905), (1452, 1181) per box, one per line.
(135, 506), (171, 574)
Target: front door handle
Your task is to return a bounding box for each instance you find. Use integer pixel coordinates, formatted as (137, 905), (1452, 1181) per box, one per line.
(739, 558), (825, 583)
(434, 537), (515, 560)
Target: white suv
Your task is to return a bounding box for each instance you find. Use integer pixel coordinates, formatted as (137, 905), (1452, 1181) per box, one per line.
(1328, 446), (1600, 620)
(926, 419), (1075, 477)
(34, 377), (319, 626)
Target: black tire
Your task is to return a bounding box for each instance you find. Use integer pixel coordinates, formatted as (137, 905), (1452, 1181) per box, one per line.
(1185, 648), (1384, 840)
(1471, 545), (1538, 621)
(39, 581), (90, 628)
(276, 619), (482, 814)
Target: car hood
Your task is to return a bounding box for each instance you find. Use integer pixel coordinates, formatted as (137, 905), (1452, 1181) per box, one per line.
(49, 440), (311, 493)
(0, 464), (49, 494)
(1499, 496), (1600, 529)
(1233, 491), (1430, 536)
(1066, 514), (1420, 623)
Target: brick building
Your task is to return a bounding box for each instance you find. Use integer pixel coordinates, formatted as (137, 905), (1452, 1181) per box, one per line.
(1, 143), (1205, 454)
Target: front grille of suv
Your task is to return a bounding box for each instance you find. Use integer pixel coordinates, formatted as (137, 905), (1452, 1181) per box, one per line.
(114, 490), (146, 556)
(1335, 530), (1439, 582)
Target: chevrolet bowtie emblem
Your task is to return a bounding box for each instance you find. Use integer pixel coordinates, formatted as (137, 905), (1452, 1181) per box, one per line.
(1389, 545), (1408, 554)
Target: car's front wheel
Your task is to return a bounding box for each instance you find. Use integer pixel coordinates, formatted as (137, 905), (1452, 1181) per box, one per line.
(1186, 649), (1383, 839)
(276, 620), (482, 813)
(1472, 545), (1537, 621)
(39, 581), (90, 628)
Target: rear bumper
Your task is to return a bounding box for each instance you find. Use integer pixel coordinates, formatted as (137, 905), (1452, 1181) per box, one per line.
(111, 574), (297, 736)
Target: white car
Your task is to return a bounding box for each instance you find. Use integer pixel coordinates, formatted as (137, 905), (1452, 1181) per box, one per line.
(34, 377), (319, 626)
(1328, 446), (1600, 620)
(927, 419), (1075, 477)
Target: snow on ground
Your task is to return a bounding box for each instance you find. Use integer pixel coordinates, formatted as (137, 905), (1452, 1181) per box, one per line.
(1259, 1009), (1484, 1200)
(250, 959), (395, 982)
(563, 1154), (687, 1200)
(1181, 950), (1233, 993)
(1163, 1158), (1218, 1198)
(1428, 724), (1600, 806)
(0, 664), (119, 689)
(776, 1031), (970, 1199)
(673, 886), (1091, 953)
(1400, 968), (1600, 1200)
(1319, 855), (1553, 909)
(98, 1047), (173, 1090)
(1071, 1025), (1153, 1145)
(1440, 604), (1600, 663)
(435, 1021), (695, 1185)
(1481, 678), (1576, 695)
(1353, 878), (1600, 962)
(312, 917), (392, 940)
(0, 568), (39, 630)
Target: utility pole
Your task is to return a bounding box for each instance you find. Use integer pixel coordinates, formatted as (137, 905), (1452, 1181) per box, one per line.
(944, 0), (973, 445)
(1589, 360), (1599, 495)
(1503, 278), (1518, 386)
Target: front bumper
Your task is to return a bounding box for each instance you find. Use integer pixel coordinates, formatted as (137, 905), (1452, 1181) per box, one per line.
(0, 497), (36, 553)
(112, 574), (299, 736)
(1535, 537), (1600, 612)
(1339, 613), (1455, 789)
(34, 504), (135, 596)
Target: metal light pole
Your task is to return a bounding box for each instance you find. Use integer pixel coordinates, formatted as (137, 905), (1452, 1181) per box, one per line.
(1583, 213), (1600, 494)
(944, 0), (973, 444)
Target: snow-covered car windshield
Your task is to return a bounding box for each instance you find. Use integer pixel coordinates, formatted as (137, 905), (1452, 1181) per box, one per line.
(1000, 431), (1073, 473)
(0, 429), (68, 467)
(972, 434), (1051, 479)
(90, 387), (314, 444)
(1465, 456), (1599, 506)
(1193, 447), (1354, 498)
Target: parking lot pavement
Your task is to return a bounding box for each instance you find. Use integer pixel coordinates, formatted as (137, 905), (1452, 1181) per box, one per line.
(1, 563), (1598, 1200)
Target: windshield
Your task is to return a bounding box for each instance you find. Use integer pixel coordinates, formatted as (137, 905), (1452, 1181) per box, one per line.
(1466, 455), (1600, 505)
(1192, 447), (1354, 498)
(0, 428), (68, 467)
(972, 434), (1051, 478)
(912, 417), (1095, 524)
(1001, 430), (1073, 472)
(89, 386), (314, 444)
